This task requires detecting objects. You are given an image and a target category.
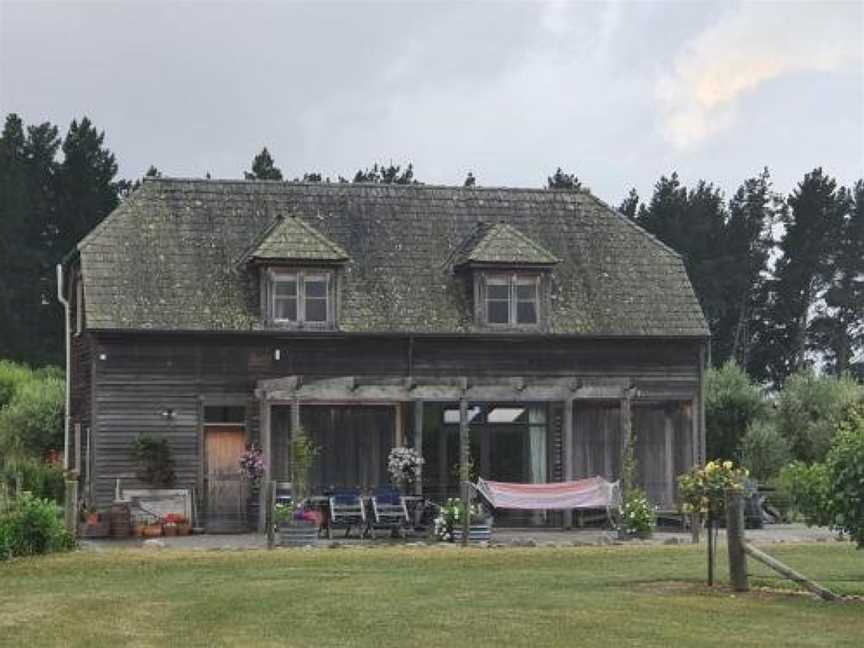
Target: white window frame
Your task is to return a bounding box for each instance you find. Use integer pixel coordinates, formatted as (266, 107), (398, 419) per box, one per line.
(482, 272), (541, 327)
(268, 269), (332, 327)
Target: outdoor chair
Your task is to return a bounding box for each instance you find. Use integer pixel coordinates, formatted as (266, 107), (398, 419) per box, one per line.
(367, 487), (409, 539)
(328, 489), (366, 539)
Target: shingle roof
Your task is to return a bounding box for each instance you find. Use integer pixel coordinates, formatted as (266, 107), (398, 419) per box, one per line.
(75, 178), (709, 337)
(455, 223), (559, 267)
(245, 214), (349, 263)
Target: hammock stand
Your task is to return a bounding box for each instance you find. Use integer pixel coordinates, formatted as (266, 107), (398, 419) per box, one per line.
(472, 476), (622, 528)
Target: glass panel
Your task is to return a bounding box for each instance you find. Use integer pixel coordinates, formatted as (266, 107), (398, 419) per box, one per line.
(487, 300), (509, 324)
(274, 277), (297, 297)
(304, 277), (327, 298)
(305, 298), (327, 322)
(487, 283), (509, 300)
(516, 301), (537, 324)
(487, 407), (527, 423)
(274, 296), (297, 321)
(442, 407), (481, 424)
(204, 406), (246, 424)
(515, 283), (536, 300)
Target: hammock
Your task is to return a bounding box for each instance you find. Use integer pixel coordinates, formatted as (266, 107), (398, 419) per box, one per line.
(475, 477), (621, 511)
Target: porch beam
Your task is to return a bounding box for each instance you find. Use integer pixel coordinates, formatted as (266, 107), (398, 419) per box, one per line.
(258, 394), (271, 533)
(413, 401), (424, 495)
(459, 395), (470, 547)
(562, 397), (574, 529)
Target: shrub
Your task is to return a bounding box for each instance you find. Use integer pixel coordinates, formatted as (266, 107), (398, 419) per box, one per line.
(619, 487), (656, 538)
(0, 493), (75, 559)
(0, 373), (64, 460)
(738, 420), (791, 482)
(0, 359), (34, 410)
(824, 404), (864, 548)
(775, 370), (862, 463)
(779, 461), (832, 527)
(705, 361), (767, 460)
(131, 435), (176, 487)
(0, 458), (65, 502)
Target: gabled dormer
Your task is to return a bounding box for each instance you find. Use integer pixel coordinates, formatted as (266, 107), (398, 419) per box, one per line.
(244, 215), (349, 328)
(454, 223), (559, 329)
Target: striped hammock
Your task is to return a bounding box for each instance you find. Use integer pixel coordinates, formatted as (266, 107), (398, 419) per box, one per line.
(475, 477), (621, 511)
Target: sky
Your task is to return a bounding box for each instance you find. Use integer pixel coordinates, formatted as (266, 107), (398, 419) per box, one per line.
(1, 0), (862, 206)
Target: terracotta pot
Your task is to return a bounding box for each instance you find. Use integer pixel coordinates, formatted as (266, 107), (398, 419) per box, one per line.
(163, 525), (178, 537)
(177, 522), (192, 536)
(142, 523), (163, 538)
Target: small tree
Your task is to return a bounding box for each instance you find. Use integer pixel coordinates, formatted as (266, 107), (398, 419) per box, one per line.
(289, 426), (318, 501)
(738, 420), (790, 482)
(705, 361), (767, 460)
(824, 404), (864, 547)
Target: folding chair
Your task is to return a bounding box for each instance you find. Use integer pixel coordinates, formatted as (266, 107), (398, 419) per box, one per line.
(327, 488), (366, 539)
(367, 487), (409, 539)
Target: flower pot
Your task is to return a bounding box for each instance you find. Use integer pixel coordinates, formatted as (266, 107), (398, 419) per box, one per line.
(278, 519), (319, 547)
(177, 522), (192, 536)
(450, 520), (493, 543)
(163, 524), (178, 537)
(141, 523), (163, 538)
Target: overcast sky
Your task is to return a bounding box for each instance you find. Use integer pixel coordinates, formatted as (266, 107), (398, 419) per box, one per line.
(1, 1), (862, 205)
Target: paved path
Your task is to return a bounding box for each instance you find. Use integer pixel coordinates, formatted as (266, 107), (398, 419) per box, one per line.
(80, 523), (843, 552)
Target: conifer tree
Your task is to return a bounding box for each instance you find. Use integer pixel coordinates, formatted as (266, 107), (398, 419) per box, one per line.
(245, 147), (283, 180)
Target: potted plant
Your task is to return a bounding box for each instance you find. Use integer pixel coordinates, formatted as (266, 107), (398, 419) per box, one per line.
(387, 446), (424, 493)
(434, 497), (492, 543)
(240, 445), (265, 530)
(162, 513), (190, 536)
(277, 427), (320, 546)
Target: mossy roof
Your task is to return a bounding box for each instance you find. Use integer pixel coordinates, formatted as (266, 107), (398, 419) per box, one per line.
(455, 223), (559, 266)
(75, 178), (709, 337)
(245, 214), (349, 263)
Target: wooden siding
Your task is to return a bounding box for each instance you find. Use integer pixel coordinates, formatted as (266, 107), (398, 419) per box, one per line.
(87, 332), (703, 507)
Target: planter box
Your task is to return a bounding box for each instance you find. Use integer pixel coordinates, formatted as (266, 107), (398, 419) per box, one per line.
(278, 520), (319, 547)
(451, 521), (493, 543)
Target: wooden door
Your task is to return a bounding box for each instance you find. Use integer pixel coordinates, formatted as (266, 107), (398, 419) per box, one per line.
(205, 425), (247, 533)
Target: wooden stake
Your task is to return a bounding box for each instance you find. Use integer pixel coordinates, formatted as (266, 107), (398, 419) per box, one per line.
(459, 396), (470, 547)
(266, 480), (276, 550)
(725, 489), (749, 592)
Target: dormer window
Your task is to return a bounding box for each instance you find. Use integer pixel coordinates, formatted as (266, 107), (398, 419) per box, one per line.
(484, 273), (540, 326)
(270, 270), (331, 325)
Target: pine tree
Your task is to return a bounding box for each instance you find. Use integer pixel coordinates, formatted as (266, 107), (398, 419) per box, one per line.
(244, 147), (283, 180)
(714, 168), (779, 367)
(547, 167), (580, 190)
(618, 188), (640, 220)
(353, 162), (419, 184)
(808, 179), (864, 377)
(752, 168), (846, 384)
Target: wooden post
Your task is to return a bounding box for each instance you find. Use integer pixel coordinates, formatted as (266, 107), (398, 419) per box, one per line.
(73, 423), (82, 475)
(563, 397), (574, 529)
(266, 480), (276, 550)
(726, 489), (749, 592)
(258, 395), (271, 533)
(64, 479), (78, 537)
(459, 396), (470, 547)
(743, 543), (838, 601)
(663, 408), (674, 508)
(413, 401), (424, 495)
(394, 403), (404, 447)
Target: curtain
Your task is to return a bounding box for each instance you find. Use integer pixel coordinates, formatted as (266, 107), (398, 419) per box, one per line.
(528, 406), (547, 484)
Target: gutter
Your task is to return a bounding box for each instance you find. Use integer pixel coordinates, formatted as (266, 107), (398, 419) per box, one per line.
(56, 264), (71, 472)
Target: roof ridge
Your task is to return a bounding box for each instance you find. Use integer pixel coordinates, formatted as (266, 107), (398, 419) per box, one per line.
(142, 175), (597, 196)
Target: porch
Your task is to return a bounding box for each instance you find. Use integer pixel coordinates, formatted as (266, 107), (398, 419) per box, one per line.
(252, 375), (704, 531)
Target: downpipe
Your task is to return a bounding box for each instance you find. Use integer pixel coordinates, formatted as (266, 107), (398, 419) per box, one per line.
(56, 264), (71, 471)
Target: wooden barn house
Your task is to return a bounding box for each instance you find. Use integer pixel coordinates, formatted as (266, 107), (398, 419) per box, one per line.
(60, 177), (709, 531)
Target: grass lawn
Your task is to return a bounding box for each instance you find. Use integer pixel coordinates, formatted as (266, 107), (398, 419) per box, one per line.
(1, 543), (861, 647)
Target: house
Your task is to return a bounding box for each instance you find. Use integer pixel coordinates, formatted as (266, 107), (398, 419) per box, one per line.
(60, 177), (709, 531)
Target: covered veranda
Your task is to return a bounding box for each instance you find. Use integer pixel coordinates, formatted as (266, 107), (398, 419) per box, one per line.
(254, 375), (703, 532)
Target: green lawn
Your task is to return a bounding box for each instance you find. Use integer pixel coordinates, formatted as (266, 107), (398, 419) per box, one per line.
(1, 543), (861, 647)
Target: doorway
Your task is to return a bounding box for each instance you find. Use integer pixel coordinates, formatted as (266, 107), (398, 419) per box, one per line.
(204, 423), (247, 533)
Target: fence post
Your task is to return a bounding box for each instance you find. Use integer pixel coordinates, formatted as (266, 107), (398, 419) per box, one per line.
(706, 516), (715, 586)
(64, 479), (79, 537)
(266, 480), (276, 550)
(725, 488), (749, 592)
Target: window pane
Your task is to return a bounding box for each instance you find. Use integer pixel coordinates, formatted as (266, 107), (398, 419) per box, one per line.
(305, 298), (327, 322)
(487, 284), (509, 300)
(274, 297), (297, 321)
(516, 283), (536, 300)
(516, 301), (537, 324)
(305, 278), (327, 298)
(274, 278), (297, 297)
(487, 300), (509, 324)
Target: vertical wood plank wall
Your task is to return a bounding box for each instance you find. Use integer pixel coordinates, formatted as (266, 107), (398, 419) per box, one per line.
(82, 333), (703, 508)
